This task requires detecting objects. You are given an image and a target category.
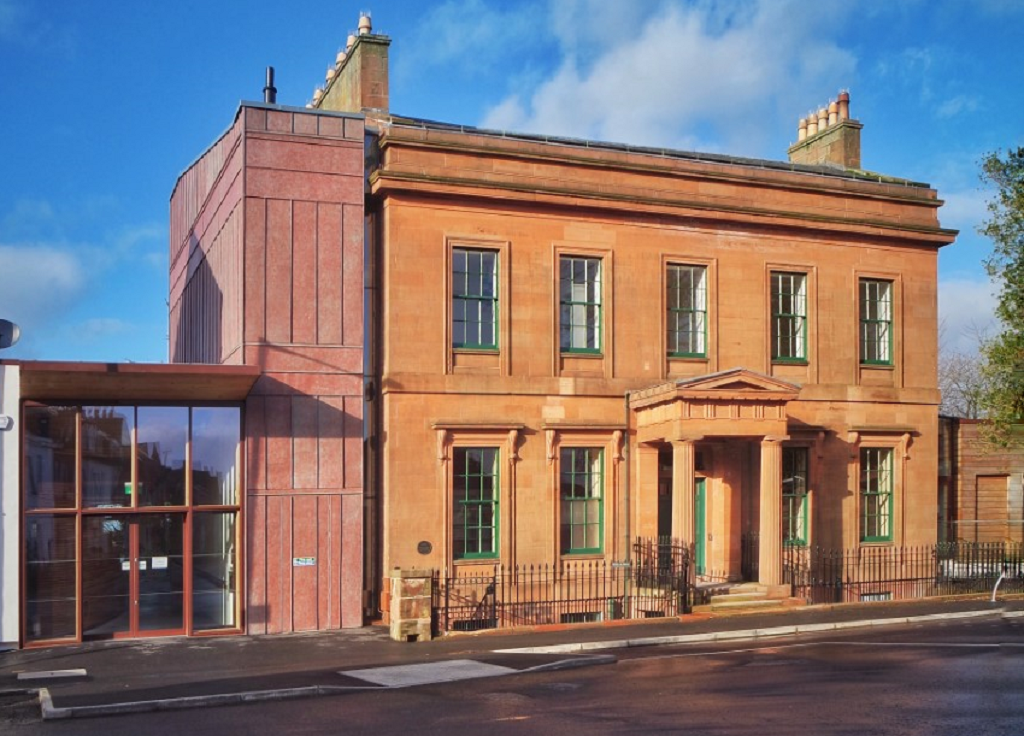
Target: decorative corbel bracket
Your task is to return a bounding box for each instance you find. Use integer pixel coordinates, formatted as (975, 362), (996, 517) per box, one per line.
(900, 432), (912, 460)
(847, 431), (860, 459)
(507, 428), (520, 463)
(545, 429), (556, 463)
(612, 430), (624, 462)
(435, 428), (449, 464)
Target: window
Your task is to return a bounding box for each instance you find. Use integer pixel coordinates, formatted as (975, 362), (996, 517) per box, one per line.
(782, 447), (808, 546)
(560, 256), (601, 353)
(860, 279), (892, 365)
(771, 272), (806, 361)
(453, 447), (499, 559)
(860, 448), (893, 542)
(560, 448), (603, 554)
(452, 248), (498, 349)
(667, 264), (707, 357)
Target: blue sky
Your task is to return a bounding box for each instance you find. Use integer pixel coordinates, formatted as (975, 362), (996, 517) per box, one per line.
(0, 0), (1020, 362)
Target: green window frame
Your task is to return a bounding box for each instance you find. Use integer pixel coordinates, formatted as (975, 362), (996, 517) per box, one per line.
(453, 447), (500, 560)
(859, 279), (892, 365)
(667, 264), (707, 357)
(860, 447), (893, 543)
(771, 272), (807, 362)
(782, 447), (809, 546)
(452, 248), (498, 350)
(559, 256), (602, 353)
(559, 447), (603, 554)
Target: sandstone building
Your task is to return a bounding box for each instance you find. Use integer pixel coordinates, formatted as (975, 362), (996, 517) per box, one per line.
(0, 15), (960, 648)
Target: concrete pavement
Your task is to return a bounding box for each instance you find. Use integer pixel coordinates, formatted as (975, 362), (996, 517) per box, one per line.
(2, 596), (1021, 720)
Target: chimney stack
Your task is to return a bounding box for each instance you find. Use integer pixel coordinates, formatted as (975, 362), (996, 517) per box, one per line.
(314, 13), (390, 115)
(787, 90), (862, 170)
(263, 66), (277, 105)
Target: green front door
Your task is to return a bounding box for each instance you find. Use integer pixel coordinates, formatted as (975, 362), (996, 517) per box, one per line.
(695, 478), (706, 575)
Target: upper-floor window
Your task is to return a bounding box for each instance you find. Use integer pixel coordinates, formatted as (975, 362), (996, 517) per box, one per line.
(771, 272), (806, 362)
(453, 447), (499, 559)
(860, 447), (893, 543)
(559, 447), (603, 554)
(667, 264), (707, 357)
(859, 279), (892, 365)
(452, 248), (498, 350)
(782, 447), (808, 546)
(560, 256), (601, 353)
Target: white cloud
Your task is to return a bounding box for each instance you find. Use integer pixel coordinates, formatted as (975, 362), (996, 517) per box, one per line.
(936, 95), (980, 119)
(401, 0), (541, 73)
(939, 188), (990, 232)
(0, 244), (86, 335)
(481, 0), (856, 154)
(938, 278), (997, 354)
(77, 317), (134, 340)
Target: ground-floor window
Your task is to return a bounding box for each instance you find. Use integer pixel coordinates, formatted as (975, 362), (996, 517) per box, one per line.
(782, 447), (808, 546)
(560, 447), (603, 554)
(452, 447), (499, 560)
(22, 403), (241, 644)
(860, 447), (893, 542)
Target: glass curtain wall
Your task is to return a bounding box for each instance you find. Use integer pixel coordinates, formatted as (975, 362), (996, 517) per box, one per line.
(22, 404), (242, 645)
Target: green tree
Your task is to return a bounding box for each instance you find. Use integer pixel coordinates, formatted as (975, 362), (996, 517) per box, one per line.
(979, 147), (1024, 444)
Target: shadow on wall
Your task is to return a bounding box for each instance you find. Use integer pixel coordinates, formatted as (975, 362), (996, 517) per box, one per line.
(171, 234), (223, 364)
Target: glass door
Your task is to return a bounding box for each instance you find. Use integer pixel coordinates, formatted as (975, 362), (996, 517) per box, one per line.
(694, 479), (706, 576)
(81, 514), (184, 639)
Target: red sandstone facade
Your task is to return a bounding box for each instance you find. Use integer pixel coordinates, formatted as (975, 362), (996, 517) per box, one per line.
(367, 117), (956, 599)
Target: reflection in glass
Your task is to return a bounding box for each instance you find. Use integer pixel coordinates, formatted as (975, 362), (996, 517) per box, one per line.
(24, 406), (78, 509)
(137, 407), (187, 507)
(193, 512), (237, 630)
(24, 515), (77, 641)
(138, 514), (184, 632)
(81, 515), (130, 637)
(82, 407), (133, 508)
(192, 408), (240, 506)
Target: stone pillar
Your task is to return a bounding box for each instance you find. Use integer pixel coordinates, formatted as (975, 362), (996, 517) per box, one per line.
(671, 440), (696, 544)
(388, 568), (433, 642)
(758, 437), (784, 587)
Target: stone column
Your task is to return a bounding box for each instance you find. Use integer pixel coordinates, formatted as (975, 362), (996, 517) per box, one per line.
(758, 437), (784, 587)
(671, 440), (696, 545)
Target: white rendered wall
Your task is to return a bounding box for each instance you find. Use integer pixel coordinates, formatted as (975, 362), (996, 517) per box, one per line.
(0, 364), (20, 648)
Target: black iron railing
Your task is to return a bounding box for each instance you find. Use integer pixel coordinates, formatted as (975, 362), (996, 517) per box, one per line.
(784, 541), (1024, 604)
(433, 538), (691, 634)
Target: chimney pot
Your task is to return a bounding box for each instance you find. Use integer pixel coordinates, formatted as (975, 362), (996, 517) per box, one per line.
(312, 87), (324, 104)
(828, 100), (838, 126)
(797, 117), (807, 142)
(336, 49), (347, 65)
(837, 90), (850, 120)
(326, 66), (337, 82)
(806, 113), (818, 137)
(817, 107), (828, 130)
(346, 33), (357, 50)
(358, 13), (372, 35)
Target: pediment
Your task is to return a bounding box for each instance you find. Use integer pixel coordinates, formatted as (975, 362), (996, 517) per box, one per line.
(630, 368), (800, 409)
(675, 368), (801, 396)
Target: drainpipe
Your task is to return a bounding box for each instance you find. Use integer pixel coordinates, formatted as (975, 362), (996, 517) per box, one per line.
(624, 389), (631, 562)
(622, 390), (632, 617)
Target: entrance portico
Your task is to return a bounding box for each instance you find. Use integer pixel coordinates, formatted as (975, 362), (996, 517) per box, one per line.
(631, 369), (800, 588)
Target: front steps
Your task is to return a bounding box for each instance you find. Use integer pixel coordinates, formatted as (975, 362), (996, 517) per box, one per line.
(697, 582), (806, 614)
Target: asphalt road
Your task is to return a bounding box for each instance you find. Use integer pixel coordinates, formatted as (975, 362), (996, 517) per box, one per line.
(4, 616), (1024, 735)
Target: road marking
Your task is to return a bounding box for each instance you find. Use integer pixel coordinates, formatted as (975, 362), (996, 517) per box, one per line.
(343, 659), (515, 688)
(16, 669), (87, 681)
(618, 639), (1024, 664)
